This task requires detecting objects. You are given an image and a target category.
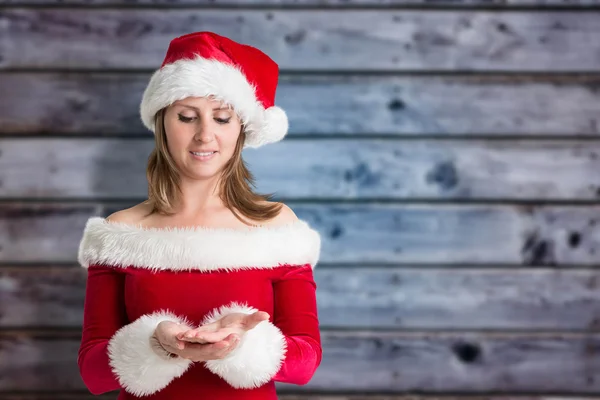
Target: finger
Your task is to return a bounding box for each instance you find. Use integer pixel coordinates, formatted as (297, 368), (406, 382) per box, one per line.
(245, 311), (270, 329)
(194, 321), (220, 333)
(178, 332), (216, 344)
(215, 335), (240, 357)
(180, 332), (220, 344)
(249, 311), (270, 322)
(166, 336), (187, 350)
(162, 330), (188, 349)
(221, 333), (239, 347)
(179, 336), (211, 344)
(176, 330), (193, 340)
(166, 325), (194, 344)
(177, 329), (201, 340)
(185, 328), (233, 343)
(182, 335), (239, 360)
(163, 343), (183, 354)
(182, 342), (212, 351)
(202, 321), (220, 330)
(179, 323), (219, 340)
(183, 340), (228, 355)
(168, 323), (194, 336)
(206, 334), (238, 351)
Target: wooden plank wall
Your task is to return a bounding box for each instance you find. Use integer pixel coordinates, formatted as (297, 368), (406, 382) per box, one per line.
(1, 1), (600, 399)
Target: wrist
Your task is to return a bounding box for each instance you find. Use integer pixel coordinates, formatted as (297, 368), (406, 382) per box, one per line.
(149, 332), (179, 360)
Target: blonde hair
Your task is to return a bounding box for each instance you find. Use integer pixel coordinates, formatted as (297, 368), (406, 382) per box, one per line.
(145, 106), (282, 224)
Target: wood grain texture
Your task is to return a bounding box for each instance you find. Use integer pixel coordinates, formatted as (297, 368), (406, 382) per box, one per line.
(1, 203), (598, 265)
(3, 74), (600, 136)
(1, 332), (599, 392)
(3, 0), (600, 6)
(3, 138), (600, 200)
(1, 1), (598, 399)
(1, 10), (600, 71)
(2, 266), (600, 330)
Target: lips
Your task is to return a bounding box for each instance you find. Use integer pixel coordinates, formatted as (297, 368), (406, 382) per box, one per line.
(189, 150), (217, 161)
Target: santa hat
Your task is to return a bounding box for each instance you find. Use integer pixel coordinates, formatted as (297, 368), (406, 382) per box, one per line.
(139, 32), (288, 148)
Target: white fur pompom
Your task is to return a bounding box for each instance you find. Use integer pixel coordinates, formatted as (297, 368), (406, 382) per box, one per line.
(245, 106), (289, 148)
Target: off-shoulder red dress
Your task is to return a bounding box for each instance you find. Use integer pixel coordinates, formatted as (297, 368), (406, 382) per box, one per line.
(77, 217), (322, 399)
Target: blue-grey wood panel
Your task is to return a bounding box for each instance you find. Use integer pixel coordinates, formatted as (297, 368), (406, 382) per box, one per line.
(2, 266), (600, 330)
(3, 0), (600, 6)
(1, 10), (600, 71)
(2, 74), (600, 137)
(1, 203), (598, 265)
(3, 139), (600, 201)
(1, 333), (599, 392)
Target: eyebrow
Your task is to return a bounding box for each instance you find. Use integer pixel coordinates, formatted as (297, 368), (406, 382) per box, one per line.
(178, 104), (230, 111)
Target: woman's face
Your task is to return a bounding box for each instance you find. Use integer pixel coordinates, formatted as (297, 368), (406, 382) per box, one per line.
(164, 96), (242, 180)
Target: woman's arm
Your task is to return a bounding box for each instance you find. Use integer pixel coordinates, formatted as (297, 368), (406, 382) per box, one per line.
(78, 264), (195, 396)
(271, 264), (322, 384)
(202, 264), (322, 389)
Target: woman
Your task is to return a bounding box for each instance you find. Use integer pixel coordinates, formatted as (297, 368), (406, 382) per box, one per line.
(77, 31), (322, 399)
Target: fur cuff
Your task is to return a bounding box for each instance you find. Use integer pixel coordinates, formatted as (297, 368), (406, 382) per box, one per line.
(107, 310), (195, 396)
(203, 302), (287, 389)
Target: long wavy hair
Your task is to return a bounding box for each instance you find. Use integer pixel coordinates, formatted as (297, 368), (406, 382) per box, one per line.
(144, 106), (282, 224)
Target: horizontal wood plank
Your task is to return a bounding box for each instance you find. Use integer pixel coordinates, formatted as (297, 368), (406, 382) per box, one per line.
(318, 267), (600, 330)
(2, 10), (600, 71)
(2, 266), (600, 330)
(3, 138), (600, 200)
(0, 202), (598, 265)
(1, 332), (599, 392)
(3, 74), (600, 136)
(3, 0), (600, 6)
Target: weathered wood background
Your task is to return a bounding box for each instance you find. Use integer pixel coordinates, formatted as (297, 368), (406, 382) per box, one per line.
(1, 1), (600, 399)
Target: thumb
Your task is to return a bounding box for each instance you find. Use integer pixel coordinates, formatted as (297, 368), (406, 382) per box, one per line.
(245, 311), (270, 330)
(166, 323), (193, 349)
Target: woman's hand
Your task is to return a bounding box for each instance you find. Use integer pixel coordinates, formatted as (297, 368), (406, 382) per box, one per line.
(152, 320), (190, 354)
(177, 311), (270, 345)
(173, 334), (241, 362)
(152, 320), (242, 362)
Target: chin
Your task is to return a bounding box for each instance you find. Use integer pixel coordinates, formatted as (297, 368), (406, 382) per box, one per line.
(189, 171), (219, 180)
(189, 166), (222, 180)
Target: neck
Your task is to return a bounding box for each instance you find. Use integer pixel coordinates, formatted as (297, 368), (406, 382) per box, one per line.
(174, 174), (223, 215)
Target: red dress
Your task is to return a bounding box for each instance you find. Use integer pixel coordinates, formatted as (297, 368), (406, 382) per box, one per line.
(77, 217), (322, 399)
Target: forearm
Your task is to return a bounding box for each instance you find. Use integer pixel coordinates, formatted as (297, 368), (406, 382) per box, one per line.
(273, 334), (322, 385)
(106, 311), (195, 396)
(78, 265), (196, 396)
(78, 340), (121, 394)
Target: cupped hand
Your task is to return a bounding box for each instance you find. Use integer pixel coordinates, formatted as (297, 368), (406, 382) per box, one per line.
(153, 320), (242, 362)
(152, 320), (191, 354)
(177, 311), (270, 345)
(175, 333), (241, 362)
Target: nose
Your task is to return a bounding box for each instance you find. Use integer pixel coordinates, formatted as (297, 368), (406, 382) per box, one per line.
(193, 120), (215, 143)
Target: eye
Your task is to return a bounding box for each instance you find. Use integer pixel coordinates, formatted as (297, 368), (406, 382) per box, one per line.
(215, 117), (231, 124)
(178, 114), (195, 123)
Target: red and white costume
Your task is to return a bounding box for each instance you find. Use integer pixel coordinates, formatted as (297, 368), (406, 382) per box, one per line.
(77, 217), (322, 399)
(76, 30), (316, 399)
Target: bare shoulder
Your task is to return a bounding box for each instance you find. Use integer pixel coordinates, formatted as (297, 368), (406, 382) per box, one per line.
(106, 201), (153, 224)
(264, 202), (299, 226)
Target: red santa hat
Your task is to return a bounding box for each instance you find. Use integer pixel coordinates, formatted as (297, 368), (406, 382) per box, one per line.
(140, 31), (288, 148)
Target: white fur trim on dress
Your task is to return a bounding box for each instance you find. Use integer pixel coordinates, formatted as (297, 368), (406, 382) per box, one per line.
(202, 302), (287, 389)
(139, 55), (288, 148)
(77, 217), (321, 272)
(107, 310), (195, 397)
